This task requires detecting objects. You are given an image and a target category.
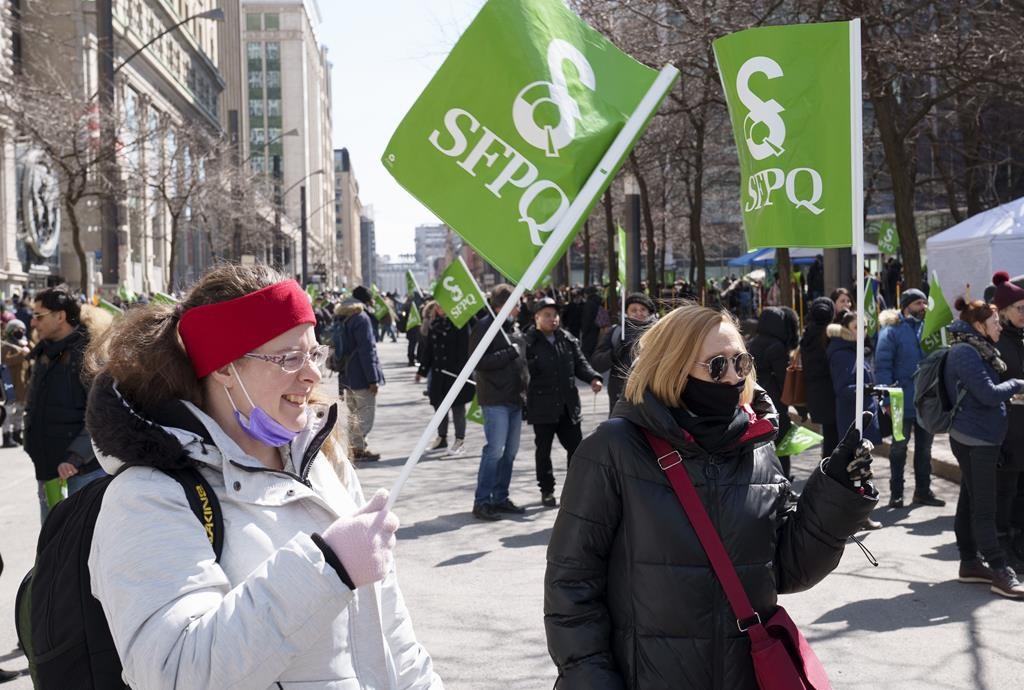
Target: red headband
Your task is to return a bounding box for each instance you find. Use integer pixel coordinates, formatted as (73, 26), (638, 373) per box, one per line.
(178, 280), (316, 378)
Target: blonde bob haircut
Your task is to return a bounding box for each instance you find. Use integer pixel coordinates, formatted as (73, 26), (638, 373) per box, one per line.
(624, 303), (755, 408)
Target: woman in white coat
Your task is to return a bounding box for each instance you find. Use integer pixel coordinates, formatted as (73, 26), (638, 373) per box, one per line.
(84, 264), (443, 690)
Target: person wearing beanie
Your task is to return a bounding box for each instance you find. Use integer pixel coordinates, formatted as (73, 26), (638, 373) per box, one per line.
(800, 297), (839, 457)
(334, 291), (385, 461)
(945, 295), (1024, 597)
(993, 271), (1024, 568)
(591, 293), (657, 416)
(875, 286), (945, 508)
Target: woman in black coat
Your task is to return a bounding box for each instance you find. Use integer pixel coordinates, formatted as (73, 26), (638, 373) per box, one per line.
(545, 304), (877, 689)
(993, 272), (1024, 566)
(800, 297), (838, 457)
(747, 306), (799, 478)
(590, 292), (656, 416)
(416, 306), (474, 455)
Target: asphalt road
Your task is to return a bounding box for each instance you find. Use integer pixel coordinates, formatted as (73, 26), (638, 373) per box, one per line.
(1, 339), (1021, 689)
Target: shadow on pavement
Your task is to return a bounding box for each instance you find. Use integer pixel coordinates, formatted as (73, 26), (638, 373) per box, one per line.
(813, 580), (992, 633)
(436, 551), (489, 567)
(500, 527), (553, 549)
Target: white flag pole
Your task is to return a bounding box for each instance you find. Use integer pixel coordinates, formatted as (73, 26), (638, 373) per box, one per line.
(850, 18), (866, 434)
(385, 64), (680, 511)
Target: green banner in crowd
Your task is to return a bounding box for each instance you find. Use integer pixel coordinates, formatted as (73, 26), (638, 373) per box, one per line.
(371, 285), (390, 321)
(97, 298), (123, 316)
(921, 271), (953, 353)
(150, 291), (178, 305)
(889, 388), (905, 442)
(406, 270), (421, 297)
(383, 0), (667, 286)
(405, 301), (423, 332)
(305, 284), (320, 302)
(864, 277), (879, 337)
(435, 257), (487, 329)
(877, 221), (899, 255)
(714, 21), (856, 249)
(467, 394), (484, 425)
(617, 224), (627, 287)
(118, 282), (137, 304)
(775, 424), (824, 457)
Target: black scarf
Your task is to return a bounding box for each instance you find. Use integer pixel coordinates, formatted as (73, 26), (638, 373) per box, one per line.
(669, 405), (750, 454)
(951, 327), (1007, 374)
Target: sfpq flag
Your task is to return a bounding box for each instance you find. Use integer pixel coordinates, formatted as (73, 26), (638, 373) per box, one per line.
(371, 285), (390, 321)
(714, 22), (858, 249)
(864, 277), (879, 337)
(877, 221), (899, 255)
(435, 257), (488, 329)
(405, 301), (423, 332)
(922, 271), (953, 353)
(383, 0), (672, 287)
(406, 270), (421, 297)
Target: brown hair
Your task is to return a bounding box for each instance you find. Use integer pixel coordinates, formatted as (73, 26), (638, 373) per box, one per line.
(624, 304), (754, 408)
(85, 263), (348, 469)
(490, 283), (514, 309)
(954, 297), (995, 326)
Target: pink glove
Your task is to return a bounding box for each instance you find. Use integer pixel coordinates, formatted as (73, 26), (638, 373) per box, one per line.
(322, 489), (400, 588)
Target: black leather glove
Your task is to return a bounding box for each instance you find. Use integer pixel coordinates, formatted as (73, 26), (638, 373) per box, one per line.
(822, 412), (876, 495)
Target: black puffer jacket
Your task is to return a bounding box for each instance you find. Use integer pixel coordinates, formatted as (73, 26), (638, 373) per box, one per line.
(545, 390), (875, 689)
(747, 307), (798, 405)
(799, 298), (836, 427)
(525, 327), (600, 425)
(997, 321), (1024, 471)
(590, 318), (652, 415)
(471, 315), (526, 407)
(417, 316), (474, 407)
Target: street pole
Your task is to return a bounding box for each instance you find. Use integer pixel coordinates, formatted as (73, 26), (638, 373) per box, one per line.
(273, 154), (282, 269)
(625, 175), (642, 293)
(97, 0), (119, 286)
(300, 185), (308, 286)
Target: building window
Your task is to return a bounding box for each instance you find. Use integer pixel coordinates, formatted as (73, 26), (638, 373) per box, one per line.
(251, 128), (266, 146)
(265, 42), (280, 67)
(246, 41), (262, 64)
(248, 71), (263, 89)
(264, 13), (279, 30)
(266, 99), (281, 117)
(265, 70), (280, 89)
(249, 99), (264, 117)
(251, 154), (266, 174)
(245, 13), (261, 31)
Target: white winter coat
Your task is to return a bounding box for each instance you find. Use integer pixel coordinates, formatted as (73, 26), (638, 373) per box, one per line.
(87, 395), (442, 690)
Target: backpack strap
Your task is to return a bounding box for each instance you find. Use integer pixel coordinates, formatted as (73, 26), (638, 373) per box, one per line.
(160, 467), (224, 562)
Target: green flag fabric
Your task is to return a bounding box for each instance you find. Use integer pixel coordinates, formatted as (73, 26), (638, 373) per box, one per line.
(467, 395), (485, 425)
(371, 285), (390, 321)
(406, 302), (423, 332)
(383, 0), (667, 286)
(864, 277), (879, 337)
(150, 291), (178, 305)
(874, 387), (906, 442)
(921, 272), (953, 353)
(118, 282), (137, 304)
(877, 221), (899, 255)
(775, 424), (824, 457)
(617, 224), (627, 287)
(434, 257), (487, 329)
(406, 270), (421, 297)
(97, 298), (124, 316)
(714, 22), (856, 249)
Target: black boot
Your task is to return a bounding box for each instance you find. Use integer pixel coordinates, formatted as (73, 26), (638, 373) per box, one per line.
(2, 432), (16, 448)
(12, 428), (22, 445)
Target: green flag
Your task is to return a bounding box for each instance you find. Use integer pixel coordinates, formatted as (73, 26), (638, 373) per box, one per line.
(405, 301), (423, 332)
(97, 298), (123, 316)
(921, 272), (953, 353)
(371, 285), (390, 321)
(617, 224), (627, 287)
(775, 424), (824, 457)
(150, 291), (178, 305)
(406, 270), (421, 297)
(383, 0), (670, 287)
(714, 22), (857, 249)
(305, 284), (320, 302)
(877, 221), (899, 255)
(467, 394), (485, 425)
(864, 277), (879, 337)
(118, 282), (137, 304)
(434, 257), (487, 329)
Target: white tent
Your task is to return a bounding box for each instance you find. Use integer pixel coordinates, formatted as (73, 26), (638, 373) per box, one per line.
(926, 197), (1024, 305)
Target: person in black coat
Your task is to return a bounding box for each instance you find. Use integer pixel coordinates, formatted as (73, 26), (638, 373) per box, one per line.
(563, 288), (584, 339)
(579, 286), (602, 360)
(416, 307), (474, 455)
(993, 272), (1024, 567)
(590, 292), (656, 416)
(526, 297), (602, 507)
(544, 304), (877, 689)
(747, 306), (799, 478)
(800, 297), (838, 457)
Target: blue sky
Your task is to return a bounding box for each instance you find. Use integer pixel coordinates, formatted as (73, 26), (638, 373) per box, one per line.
(319, 0), (487, 258)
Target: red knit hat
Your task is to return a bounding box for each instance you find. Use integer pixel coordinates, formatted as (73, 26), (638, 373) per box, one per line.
(993, 272), (1024, 311)
(178, 280), (316, 378)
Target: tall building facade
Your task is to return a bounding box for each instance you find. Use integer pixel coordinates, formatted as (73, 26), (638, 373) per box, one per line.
(334, 147), (362, 286)
(242, 0), (335, 287)
(0, 0), (25, 295)
(360, 205), (375, 288)
(414, 223), (451, 281)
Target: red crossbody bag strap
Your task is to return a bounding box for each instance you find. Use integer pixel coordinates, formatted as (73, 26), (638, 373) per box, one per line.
(640, 428), (769, 642)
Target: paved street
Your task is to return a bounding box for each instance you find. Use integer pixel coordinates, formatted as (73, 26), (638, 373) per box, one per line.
(1, 340), (1023, 689)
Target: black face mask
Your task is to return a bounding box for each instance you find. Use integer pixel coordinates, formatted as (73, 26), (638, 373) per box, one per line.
(681, 375), (745, 417)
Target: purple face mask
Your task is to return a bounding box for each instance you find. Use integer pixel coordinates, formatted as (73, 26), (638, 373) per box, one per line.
(225, 364), (301, 448)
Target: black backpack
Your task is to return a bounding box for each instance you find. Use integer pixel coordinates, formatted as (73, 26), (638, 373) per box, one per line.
(913, 347), (966, 435)
(15, 467), (223, 690)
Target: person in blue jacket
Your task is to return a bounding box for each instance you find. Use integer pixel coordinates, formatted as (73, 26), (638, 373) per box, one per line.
(827, 311), (882, 530)
(875, 288), (945, 508)
(945, 297), (1024, 598)
(336, 286), (385, 461)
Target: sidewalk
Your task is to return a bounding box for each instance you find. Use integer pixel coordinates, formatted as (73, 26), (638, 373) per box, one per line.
(0, 340), (1019, 690)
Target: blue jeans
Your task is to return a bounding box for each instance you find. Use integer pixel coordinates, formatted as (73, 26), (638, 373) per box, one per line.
(68, 466), (108, 495)
(475, 404), (521, 506)
(888, 417), (933, 497)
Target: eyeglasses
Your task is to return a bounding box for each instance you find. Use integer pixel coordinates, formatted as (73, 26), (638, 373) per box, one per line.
(243, 345), (329, 374)
(31, 311), (52, 320)
(695, 352), (755, 382)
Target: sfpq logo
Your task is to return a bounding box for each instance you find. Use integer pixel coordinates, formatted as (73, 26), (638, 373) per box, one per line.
(736, 56), (825, 216)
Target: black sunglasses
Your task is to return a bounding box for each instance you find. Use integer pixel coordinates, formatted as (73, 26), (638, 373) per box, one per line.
(695, 352), (755, 382)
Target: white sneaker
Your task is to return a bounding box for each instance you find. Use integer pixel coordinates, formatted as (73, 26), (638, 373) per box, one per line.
(427, 436), (448, 452)
(448, 438), (465, 456)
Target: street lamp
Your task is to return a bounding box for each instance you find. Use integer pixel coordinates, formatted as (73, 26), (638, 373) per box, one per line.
(95, 3), (225, 286)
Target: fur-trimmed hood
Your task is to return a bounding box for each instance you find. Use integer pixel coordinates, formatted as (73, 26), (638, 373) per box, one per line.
(878, 308), (901, 328)
(334, 298), (365, 319)
(826, 323), (856, 342)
